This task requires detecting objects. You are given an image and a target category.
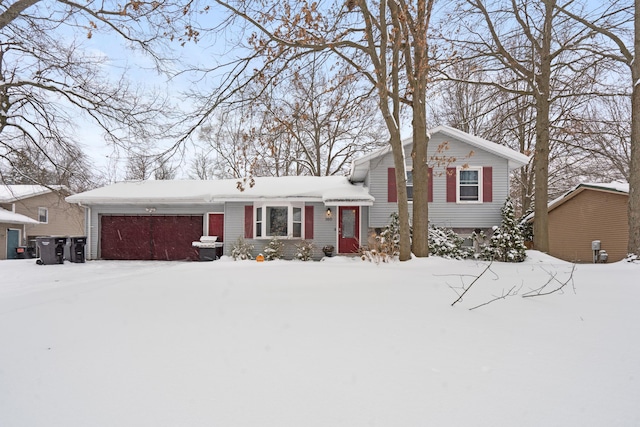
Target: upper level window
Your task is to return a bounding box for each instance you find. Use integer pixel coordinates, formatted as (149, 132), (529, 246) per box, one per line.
(458, 167), (482, 202)
(406, 170), (414, 201)
(255, 203), (303, 238)
(38, 207), (48, 223)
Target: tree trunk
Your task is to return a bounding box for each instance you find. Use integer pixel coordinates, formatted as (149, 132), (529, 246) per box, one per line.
(532, 1), (554, 254)
(412, 99), (430, 257)
(629, 0), (640, 255)
(391, 134), (412, 261)
(409, 0), (431, 258)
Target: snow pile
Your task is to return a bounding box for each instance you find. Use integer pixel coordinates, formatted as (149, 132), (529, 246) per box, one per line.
(1, 253), (639, 427)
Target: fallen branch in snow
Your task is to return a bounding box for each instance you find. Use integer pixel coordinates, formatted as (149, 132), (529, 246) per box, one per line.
(450, 261), (494, 307)
(469, 284), (522, 311)
(522, 264), (577, 298)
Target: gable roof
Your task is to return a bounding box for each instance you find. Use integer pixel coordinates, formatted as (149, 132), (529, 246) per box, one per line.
(349, 125), (531, 182)
(0, 185), (67, 203)
(548, 182), (629, 213)
(0, 207), (40, 225)
(66, 176), (375, 206)
(524, 182), (629, 222)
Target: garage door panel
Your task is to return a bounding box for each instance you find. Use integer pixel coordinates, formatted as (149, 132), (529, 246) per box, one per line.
(100, 215), (203, 261)
(151, 216), (202, 261)
(101, 216), (151, 260)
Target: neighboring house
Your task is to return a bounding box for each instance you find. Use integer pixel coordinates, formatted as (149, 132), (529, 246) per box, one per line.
(530, 182), (629, 263)
(66, 125), (529, 261)
(0, 208), (40, 260)
(0, 185), (85, 260)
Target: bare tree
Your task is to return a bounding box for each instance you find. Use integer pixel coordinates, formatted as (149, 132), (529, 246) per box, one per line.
(452, 0), (611, 253)
(191, 0), (450, 260)
(124, 154), (155, 181)
(0, 143), (97, 192)
(240, 55), (387, 177)
(187, 150), (218, 180)
(555, 1), (639, 255)
(0, 0), (200, 187)
(197, 108), (263, 179)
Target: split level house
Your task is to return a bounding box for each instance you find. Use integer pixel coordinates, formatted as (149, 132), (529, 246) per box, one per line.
(66, 125), (530, 261)
(1, 185), (85, 260)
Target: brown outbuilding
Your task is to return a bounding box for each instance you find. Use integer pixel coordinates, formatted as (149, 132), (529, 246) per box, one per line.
(530, 182), (629, 263)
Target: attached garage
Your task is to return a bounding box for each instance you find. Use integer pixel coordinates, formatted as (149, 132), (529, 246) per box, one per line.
(100, 215), (204, 261)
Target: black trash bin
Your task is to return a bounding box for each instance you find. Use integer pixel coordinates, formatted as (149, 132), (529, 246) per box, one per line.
(69, 236), (87, 263)
(25, 246), (35, 259)
(15, 246), (27, 259)
(36, 237), (67, 265)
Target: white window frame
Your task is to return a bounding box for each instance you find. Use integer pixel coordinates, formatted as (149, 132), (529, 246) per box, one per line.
(406, 168), (414, 202)
(38, 207), (49, 223)
(456, 166), (483, 203)
(254, 202), (304, 239)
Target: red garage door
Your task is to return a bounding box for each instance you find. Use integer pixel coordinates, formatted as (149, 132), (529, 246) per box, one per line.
(100, 215), (203, 261)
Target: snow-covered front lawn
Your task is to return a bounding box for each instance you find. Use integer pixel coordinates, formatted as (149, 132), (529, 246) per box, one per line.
(1, 252), (639, 427)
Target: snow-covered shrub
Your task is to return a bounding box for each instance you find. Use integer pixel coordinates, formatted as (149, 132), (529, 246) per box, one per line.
(295, 240), (314, 261)
(361, 213), (400, 263)
(231, 237), (254, 261)
(263, 237), (284, 261)
(518, 207), (534, 245)
(625, 253), (640, 263)
(471, 229), (488, 256)
(428, 226), (471, 259)
(480, 198), (527, 263)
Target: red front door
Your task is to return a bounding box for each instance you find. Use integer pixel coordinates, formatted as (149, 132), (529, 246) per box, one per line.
(338, 206), (360, 253)
(208, 213), (224, 242)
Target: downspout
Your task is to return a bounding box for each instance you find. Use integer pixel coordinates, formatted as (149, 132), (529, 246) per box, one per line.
(85, 205), (92, 260)
(77, 203), (91, 260)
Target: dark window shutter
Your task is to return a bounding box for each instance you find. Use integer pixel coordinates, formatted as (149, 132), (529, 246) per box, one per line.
(483, 167), (493, 203)
(446, 167), (457, 202)
(244, 205), (253, 238)
(388, 168), (397, 202)
(428, 167), (433, 203)
(305, 205), (314, 240)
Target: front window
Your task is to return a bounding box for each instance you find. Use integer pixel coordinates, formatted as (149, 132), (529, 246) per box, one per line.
(293, 207), (302, 237)
(267, 206), (288, 236)
(458, 167), (482, 202)
(406, 170), (413, 201)
(38, 207), (48, 223)
(255, 203), (303, 238)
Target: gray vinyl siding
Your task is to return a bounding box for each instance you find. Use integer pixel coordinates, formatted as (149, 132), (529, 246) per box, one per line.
(368, 132), (510, 229)
(224, 202), (342, 261)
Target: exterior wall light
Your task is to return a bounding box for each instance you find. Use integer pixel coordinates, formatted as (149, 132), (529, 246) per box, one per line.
(325, 208), (332, 219)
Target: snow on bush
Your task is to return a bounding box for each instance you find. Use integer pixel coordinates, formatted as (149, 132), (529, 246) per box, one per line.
(360, 213), (400, 263)
(295, 240), (314, 261)
(231, 237), (254, 260)
(428, 226), (471, 259)
(480, 198), (527, 263)
(263, 237), (284, 261)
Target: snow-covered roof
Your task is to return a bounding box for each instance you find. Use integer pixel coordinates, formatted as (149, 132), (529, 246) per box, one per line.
(66, 176), (375, 206)
(0, 207), (40, 225)
(0, 185), (67, 203)
(548, 182), (629, 211)
(525, 181), (629, 222)
(350, 125), (531, 182)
